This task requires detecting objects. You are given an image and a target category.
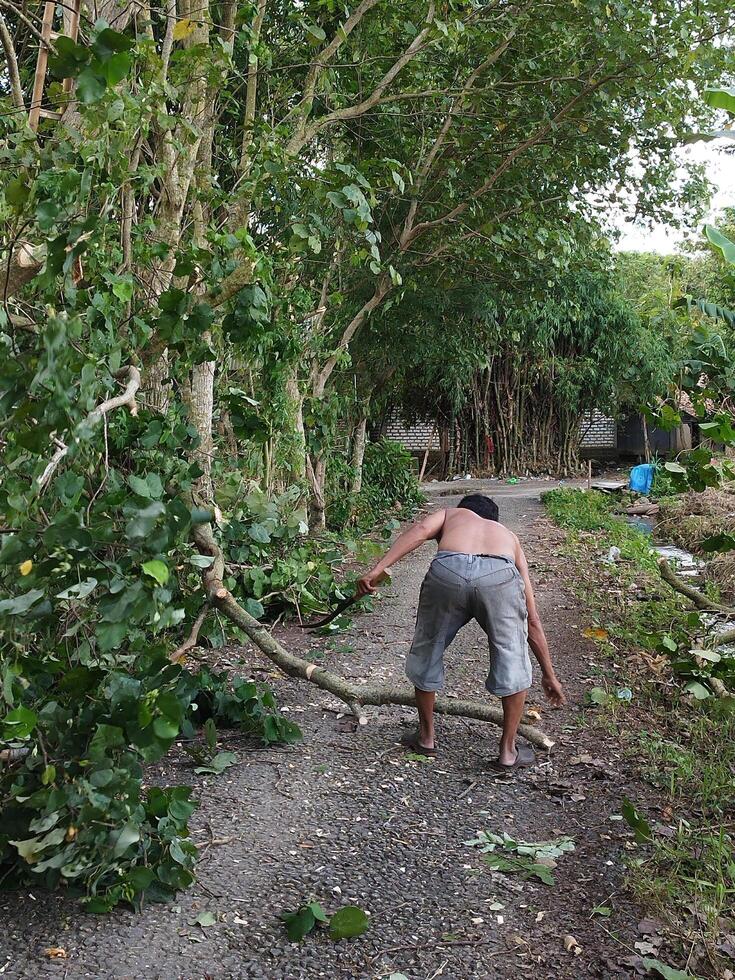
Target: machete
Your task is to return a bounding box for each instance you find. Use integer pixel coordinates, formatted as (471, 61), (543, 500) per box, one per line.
(295, 568), (391, 629)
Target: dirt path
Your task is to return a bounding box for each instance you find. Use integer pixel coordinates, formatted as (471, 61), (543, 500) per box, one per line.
(1, 480), (643, 979)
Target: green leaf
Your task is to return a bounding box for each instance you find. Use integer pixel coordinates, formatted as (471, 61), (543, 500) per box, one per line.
(127, 867), (155, 891)
(41, 765), (56, 785)
(621, 797), (652, 843)
(2, 705), (37, 738)
(685, 680), (711, 700)
(243, 598), (264, 619)
(91, 27), (134, 59)
(664, 461), (687, 475)
(56, 578), (98, 600)
(193, 911), (217, 928)
(76, 68), (107, 103)
(308, 901), (328, 923)
(194, 750), (237, 775)
(112, 278), (134, 302)
(704, 225), (735, 266)
(128, 474), (152, 497)
(142, 560), (170, 586)
(101, 51), (131, 86)
(0, 589), (44, 616)
(5, 177), (29, 211)
(189, 554), (215, 568)
(303, 20), (326, 41)
(328, 905), (370, 940)
(126, 502), (165, 539)
(282, 906), (316, 942)
(641, 958), (702, 980)
(153, 717), (179, 741)
(112, 822), (140, 857)
(702, 86), (735, 114)
(695, 649), (720, 664)
(48, 36), (90, 78)
(248, 523), (271, 544)
(587, 687), (610, 704)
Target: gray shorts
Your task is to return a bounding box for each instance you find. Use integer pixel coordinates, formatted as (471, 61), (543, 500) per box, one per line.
(406, 551), (532, 697)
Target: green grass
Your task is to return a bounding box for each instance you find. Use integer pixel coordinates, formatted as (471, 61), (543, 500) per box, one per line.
(542, 488), (617, 531)
(545, 488), (735, 966)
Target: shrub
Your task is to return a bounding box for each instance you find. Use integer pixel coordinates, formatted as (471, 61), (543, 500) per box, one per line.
(327, 438), (424, 529)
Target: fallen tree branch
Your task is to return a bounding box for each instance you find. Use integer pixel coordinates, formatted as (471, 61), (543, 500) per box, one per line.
(190, 523), (554, 750)
(713, 626), (735, 647)
(708, 676), (732, 698)
(170, 601), (211, 662)
(658, 558), (735, 617)
(37, 366), (141, 492)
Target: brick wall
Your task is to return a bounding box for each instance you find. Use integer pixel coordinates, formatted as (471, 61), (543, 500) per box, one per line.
(383, 411), (440, 451)
(384, 409), (617, 452)
(579, 410), (617, 449)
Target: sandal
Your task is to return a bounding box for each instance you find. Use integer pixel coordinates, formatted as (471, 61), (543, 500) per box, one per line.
(399, 729), (437, 757)
(488, 745), (535, 772)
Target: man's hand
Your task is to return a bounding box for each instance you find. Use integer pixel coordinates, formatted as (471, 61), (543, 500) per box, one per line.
(542, 672), (566, 707)
(356, 569), (384, 597)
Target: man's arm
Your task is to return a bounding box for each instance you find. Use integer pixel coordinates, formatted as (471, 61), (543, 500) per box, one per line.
(514, 538), (566, 707)
(356, 510), (446, 596)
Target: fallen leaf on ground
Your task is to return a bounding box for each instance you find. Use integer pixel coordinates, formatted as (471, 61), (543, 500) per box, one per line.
(591, 904), (612, 917)
(192, 911), (217, 928)
(635, 940), (659, 955)
(44, 948), (67, 959)
(641, 957), (702, 979)
(583, 627), (609, 641)
(637, 917), (665, 935)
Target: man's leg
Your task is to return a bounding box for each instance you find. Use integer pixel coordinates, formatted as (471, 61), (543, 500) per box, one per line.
(498, 689), (528, 765)
(415, 688), (436, 749)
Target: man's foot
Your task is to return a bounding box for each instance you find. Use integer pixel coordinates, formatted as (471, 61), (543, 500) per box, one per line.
(489, 745), (535, 772)
(399, 729), (437, 757)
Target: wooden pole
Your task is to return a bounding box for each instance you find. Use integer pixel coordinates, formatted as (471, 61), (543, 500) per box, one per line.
(418, 422), (437, 482)
(28, 0), (55, 131)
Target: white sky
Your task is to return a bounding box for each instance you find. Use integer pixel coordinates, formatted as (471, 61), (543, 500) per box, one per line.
(612, 139), (735, 254)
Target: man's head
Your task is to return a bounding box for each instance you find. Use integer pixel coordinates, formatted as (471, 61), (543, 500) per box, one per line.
(457, 494), (499, 522)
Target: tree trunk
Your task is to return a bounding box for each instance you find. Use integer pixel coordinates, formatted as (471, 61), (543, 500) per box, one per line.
(285, 370), (307, 487)
(284, 369), (309, 525)
(188, 338), (216, 504)
(350, 416), (368, 495)
(307, 454), (327, 530)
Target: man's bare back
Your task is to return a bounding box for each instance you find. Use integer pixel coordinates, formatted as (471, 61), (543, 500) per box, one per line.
(436, 507), (519, 559)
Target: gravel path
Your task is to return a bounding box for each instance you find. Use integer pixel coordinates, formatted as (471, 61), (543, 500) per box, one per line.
(0, 480), (643, 979)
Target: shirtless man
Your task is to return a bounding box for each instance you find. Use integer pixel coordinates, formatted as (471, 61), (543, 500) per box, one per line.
(357, 494), (565, 768)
